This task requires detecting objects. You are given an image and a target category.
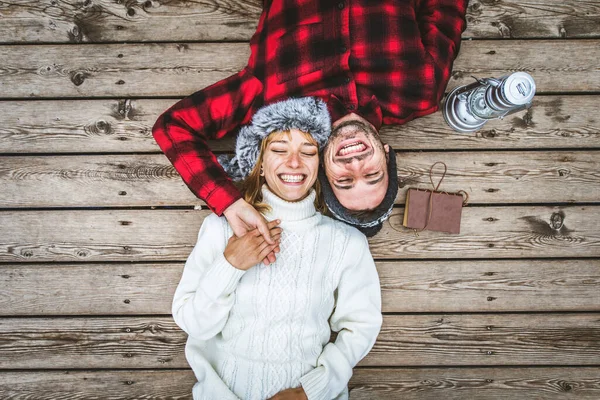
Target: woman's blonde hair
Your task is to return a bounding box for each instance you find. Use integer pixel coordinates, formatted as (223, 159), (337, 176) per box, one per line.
(240, 130), (327, 214)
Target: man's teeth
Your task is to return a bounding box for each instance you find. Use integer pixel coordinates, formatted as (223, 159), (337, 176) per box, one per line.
(279, 174), (305, 183)
(339, 142), (366, 156)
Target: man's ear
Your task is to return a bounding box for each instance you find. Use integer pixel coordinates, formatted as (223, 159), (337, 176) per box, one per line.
(384, 143), (390, 161)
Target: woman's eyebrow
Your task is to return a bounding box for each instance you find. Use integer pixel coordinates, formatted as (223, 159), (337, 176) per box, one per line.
(302, 142), (318, 147)
(270, 140), (289, 144)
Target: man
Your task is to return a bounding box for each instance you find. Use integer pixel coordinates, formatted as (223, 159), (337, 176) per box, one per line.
(153, 0), (468, 240)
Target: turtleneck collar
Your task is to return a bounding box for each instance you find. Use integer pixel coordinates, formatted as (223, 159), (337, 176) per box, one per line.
(261, 185), (318, 223)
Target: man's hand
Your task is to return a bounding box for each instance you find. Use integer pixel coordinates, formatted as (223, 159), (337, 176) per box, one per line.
(267, 387), (308, 400)
(224, 220), (282, 271)
(223, 198), (279, 265)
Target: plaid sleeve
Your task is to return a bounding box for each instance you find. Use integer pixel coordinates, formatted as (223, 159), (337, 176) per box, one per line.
(152, 67), (264, 215)
(416, 0), (468, 101)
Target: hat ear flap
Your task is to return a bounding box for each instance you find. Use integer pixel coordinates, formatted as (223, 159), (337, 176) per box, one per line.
(217, 154), (245, 182)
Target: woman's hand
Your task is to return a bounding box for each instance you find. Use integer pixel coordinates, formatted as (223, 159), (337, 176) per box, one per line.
(224, 219), (282, 271)
(223, 198), (279, 265)
(267, 387), (308, 400)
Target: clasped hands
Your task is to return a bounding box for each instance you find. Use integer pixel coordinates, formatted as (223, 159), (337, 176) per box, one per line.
(223, 198), (282, 267)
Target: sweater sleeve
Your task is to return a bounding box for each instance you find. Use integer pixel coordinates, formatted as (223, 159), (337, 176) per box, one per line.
(415, 0), (468, 102)
(299, 233), (382, 400)
(152, 68), (264, 216)
(172, 214), (246, 340)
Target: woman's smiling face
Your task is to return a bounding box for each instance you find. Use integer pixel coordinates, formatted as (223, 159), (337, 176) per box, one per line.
(261, 129), (319, 202)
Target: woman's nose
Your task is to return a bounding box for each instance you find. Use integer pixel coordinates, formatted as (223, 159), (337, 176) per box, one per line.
(286, 152), (301, 168)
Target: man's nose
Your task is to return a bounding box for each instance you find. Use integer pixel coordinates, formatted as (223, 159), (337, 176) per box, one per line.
(345, 157), (364, 171)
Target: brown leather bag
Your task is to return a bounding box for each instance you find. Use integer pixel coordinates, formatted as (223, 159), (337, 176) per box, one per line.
(402, 162), (468, 234)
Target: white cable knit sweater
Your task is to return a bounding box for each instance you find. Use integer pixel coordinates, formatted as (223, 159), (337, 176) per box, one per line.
(172, 186), (382, 400)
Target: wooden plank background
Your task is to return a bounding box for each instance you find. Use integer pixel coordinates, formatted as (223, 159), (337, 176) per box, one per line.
(1, 0), (600, 398)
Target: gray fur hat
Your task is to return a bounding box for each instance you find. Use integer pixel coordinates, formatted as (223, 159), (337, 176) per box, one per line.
(218, 97), (331, 181)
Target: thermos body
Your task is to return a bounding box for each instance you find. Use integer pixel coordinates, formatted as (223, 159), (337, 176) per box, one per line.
(443, 72), (536, 133)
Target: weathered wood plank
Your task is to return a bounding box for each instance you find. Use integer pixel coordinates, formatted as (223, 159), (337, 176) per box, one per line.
(372, 206), (600, 259)
(378, 259), (600, 313)
(368, 313), (600, 367)
(2, 0), (599, 43)
(1, 41), (598, 98)
(349, 367), (600, 399)
(2, 260), (599, 316)
(2, 367), (600, 399)
(0, 0), (263, 44)
(0, 0), (262, 44)
(0, 370), (196, 400)
(379, 95), (600, 150)
(1, 206), (598, 262)
(2, 95), (598, 154)
(464, 0), (600, 39)
(1, 314), (599, 368)
(1, 151), (598, 207)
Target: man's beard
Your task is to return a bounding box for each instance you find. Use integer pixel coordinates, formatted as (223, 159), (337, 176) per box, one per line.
(330, 119), (378, 140)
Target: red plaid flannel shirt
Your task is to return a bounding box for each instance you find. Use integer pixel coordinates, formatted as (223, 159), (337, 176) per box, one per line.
(153, 0), (468, 215)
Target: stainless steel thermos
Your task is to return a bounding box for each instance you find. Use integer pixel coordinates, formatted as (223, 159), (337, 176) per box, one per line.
(442, 72), (536, 133)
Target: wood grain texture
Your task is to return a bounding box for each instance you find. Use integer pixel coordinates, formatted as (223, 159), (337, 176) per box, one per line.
(377, 259), (600, 313)
(349, 367), (600, 399)
(1, 95), (599, 154)
(1, 40), (598, 98)
(0, 0), (262, 44)
(0, 370), (196, 400)
(0, 263), (181, 316)
(1, 0), (599, 43)
(2, 367), (600, 399)
(2, 259), (600, 316)
(464, 0), (600, 39)
(0, 99), (168, 153)
(373, 206), (600, 259)
(1, 314), (599, 368)
(1, 151), (598, 207)
(1, 206), (598, 262)
(379, 95), (600, 150)
(368, 313), (600, 367)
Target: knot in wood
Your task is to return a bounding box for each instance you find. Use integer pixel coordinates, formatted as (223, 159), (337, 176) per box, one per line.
(21, 249), (34, 258)
(481, 130), (496, 138)
(560, 381), (573, 391)
(70, 71), (88, 86)
(70, 25), (83, 43)
(550, 212), (565, 230)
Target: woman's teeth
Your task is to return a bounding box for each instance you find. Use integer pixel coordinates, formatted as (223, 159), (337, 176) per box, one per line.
(338, 142), (366, 156)
(279, 174), (305, 183)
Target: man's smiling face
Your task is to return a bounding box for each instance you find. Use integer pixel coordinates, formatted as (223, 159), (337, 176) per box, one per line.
(322, 113), (390, 210)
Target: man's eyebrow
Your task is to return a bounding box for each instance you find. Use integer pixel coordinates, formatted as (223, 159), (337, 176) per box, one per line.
(333, 183), (353, 190)
(367, 174), (385, 185)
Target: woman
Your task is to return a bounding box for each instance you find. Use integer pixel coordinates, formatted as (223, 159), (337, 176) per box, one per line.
(172, 97), (382, 400)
